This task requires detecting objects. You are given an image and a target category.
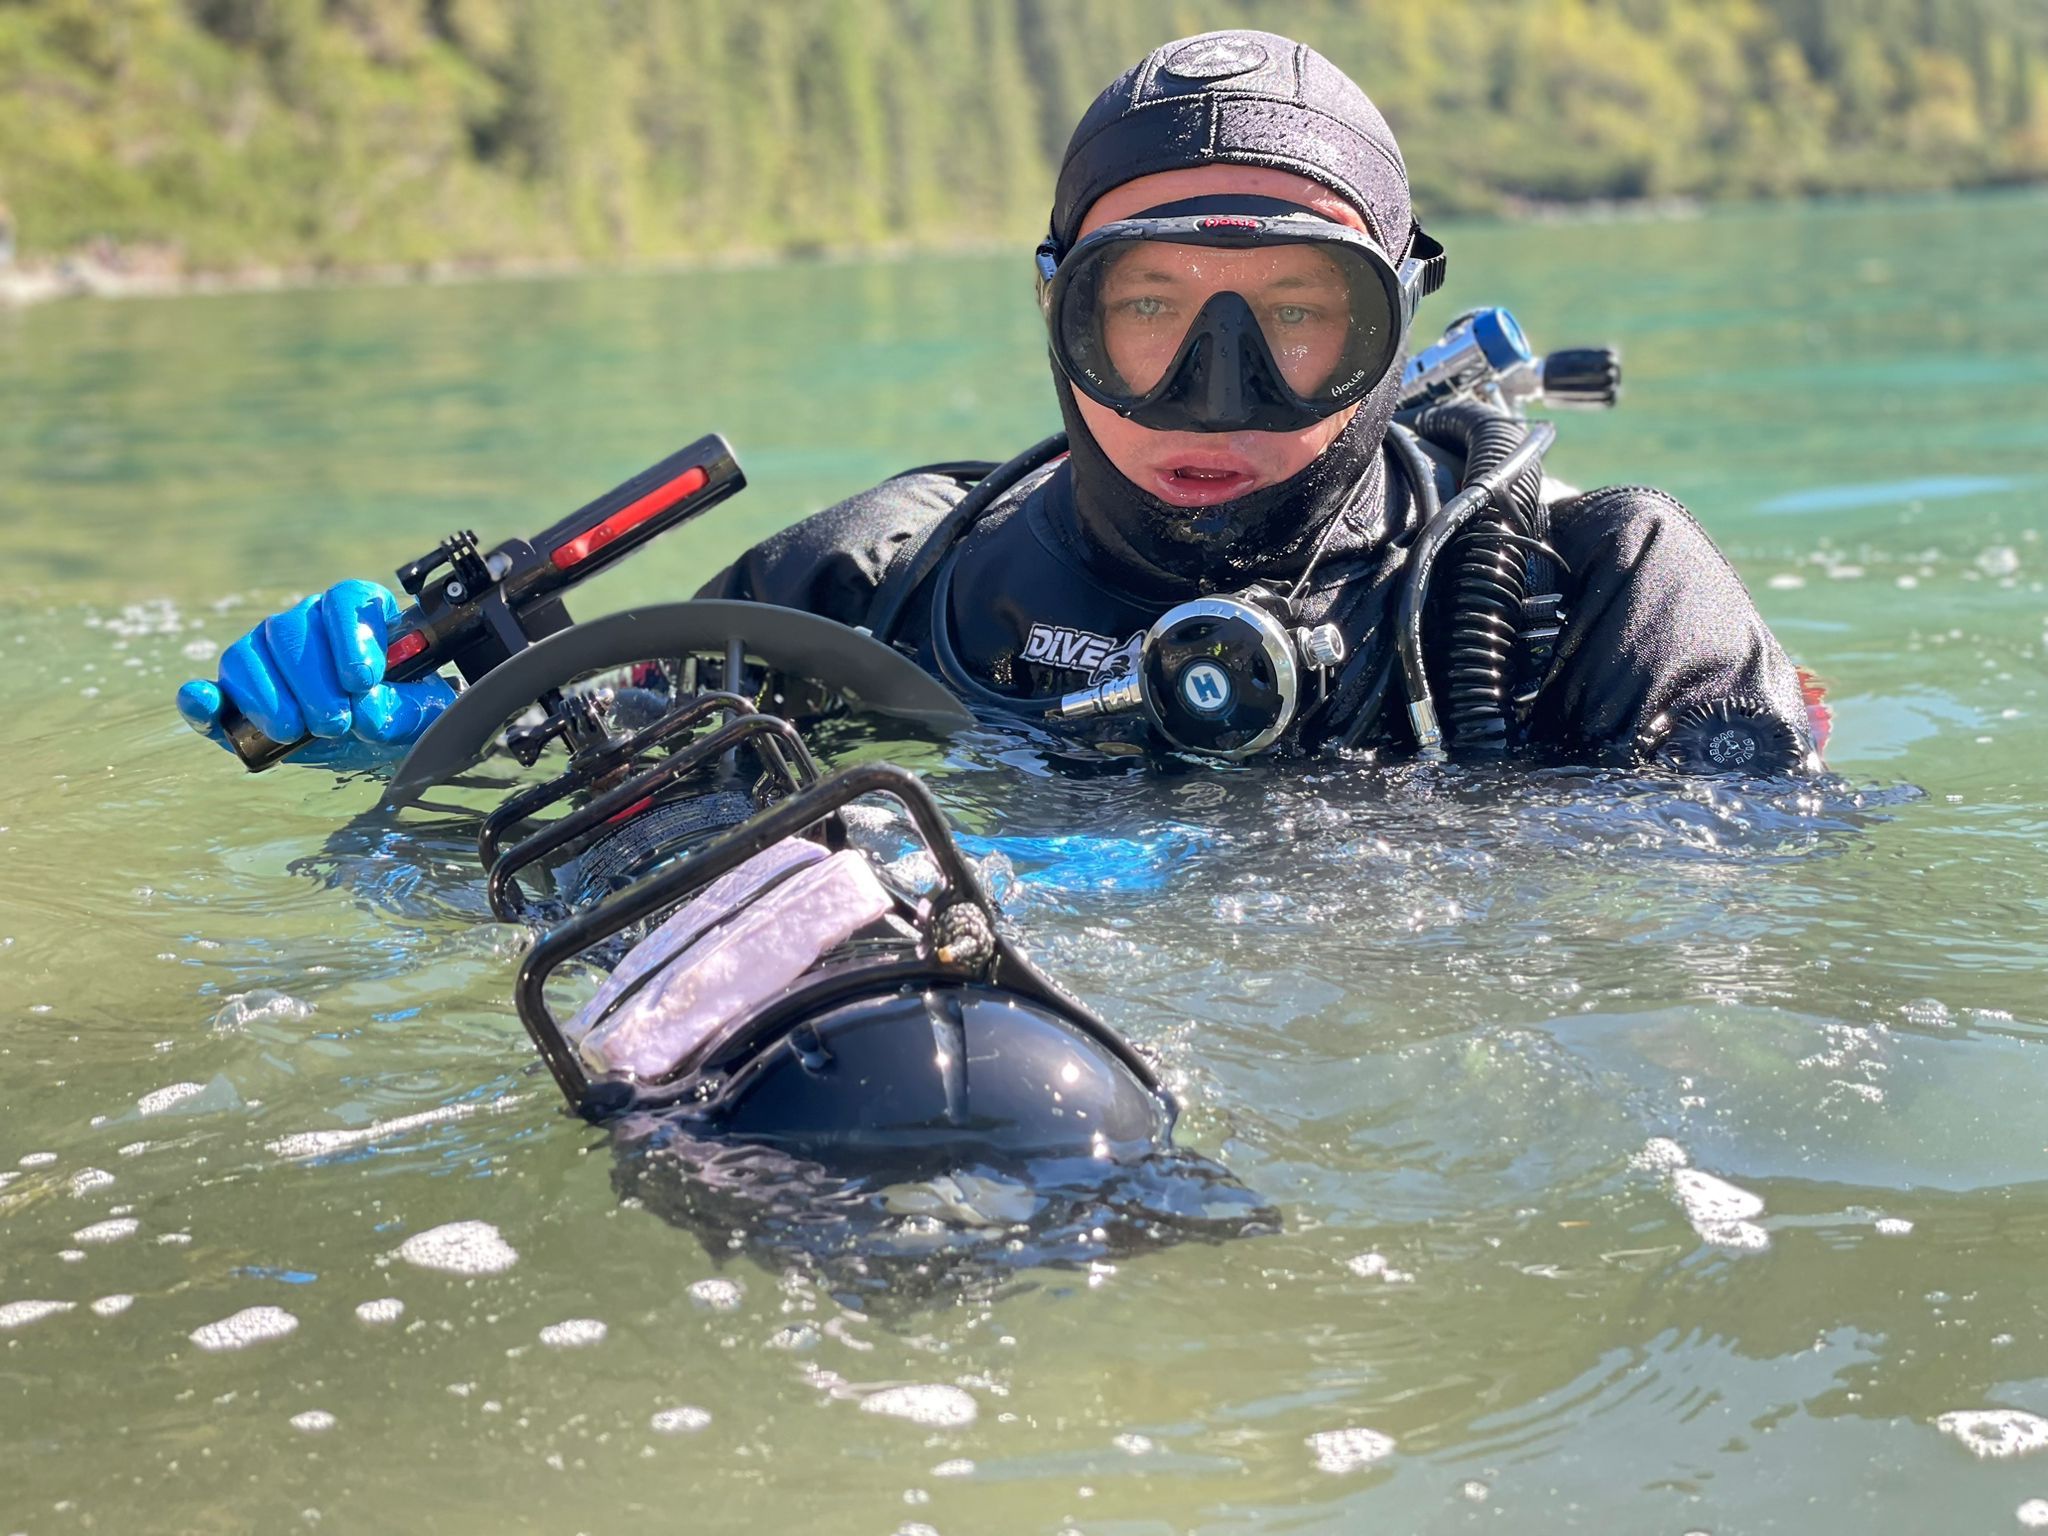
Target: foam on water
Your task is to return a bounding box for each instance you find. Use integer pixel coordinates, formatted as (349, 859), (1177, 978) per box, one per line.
(290, 1410), (337, 1433)
(189, 1305), (299, 1352)
(2019, 1499), (2048, 1528)
(269, 1101), (494, 1159)
(538, 1318), (607, 1348)
(1307, 1426), (1396, 1473)
(1875, 1217), (1915, 1236)
(19, 1151), (57, 1168)
(394, 1221), (518, 1275)
(90, 1294), (135, 1317)
(73, 1218), (139, 1244)
(859, 1385), (978, 1428)
(1347, 1252), (1415, 1283)
(136, 1082), (207, 1116)
(354, 1297), (405, 1325)
(650, 1406), (712, 1434)
(687, 1277), (743, 1311)
(68, 1168), (114, 1196)
(0, 1300), (75, 1330)
(931, 1458), (976, 1476)
(1671, 1167), (1770, 1250)
(1937, 1410), (2048, 1460)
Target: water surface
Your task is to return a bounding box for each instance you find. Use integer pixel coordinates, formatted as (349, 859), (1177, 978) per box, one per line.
(2, 191), (2046, 1533)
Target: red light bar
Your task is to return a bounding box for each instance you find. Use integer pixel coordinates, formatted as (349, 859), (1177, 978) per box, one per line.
(385, 629), (430, 668)
(550, 465), (710, 571)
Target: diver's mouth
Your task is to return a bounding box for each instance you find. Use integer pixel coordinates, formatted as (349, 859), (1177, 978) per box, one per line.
(1152, 461), (1257, 507)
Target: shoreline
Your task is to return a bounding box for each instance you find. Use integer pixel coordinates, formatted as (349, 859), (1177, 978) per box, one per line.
(4, 182), (2040, 311)
(0, 234), (1015, 311)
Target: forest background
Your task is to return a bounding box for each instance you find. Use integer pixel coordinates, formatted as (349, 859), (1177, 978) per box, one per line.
(2, 0), (2046, 275)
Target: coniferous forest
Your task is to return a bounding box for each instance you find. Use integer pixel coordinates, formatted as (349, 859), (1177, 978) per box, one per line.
(2, 0), (2044, 270)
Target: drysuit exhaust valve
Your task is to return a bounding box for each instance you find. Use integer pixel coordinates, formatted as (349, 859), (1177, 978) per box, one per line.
(1051, 591), (1345, 758)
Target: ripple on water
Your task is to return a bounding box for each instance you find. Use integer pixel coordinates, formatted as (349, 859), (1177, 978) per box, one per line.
(0, 1300), (75, 1330)
(1937, 1410), (2048, 1460)
(859, 1385), (978, 1428)
(394, 1221), (518, 1276)
(189, 1306), (299, 1352)
(1307, 1426), (1396, 1474)
(211, 988), (315, 1033)
(538, 1318), (607, 1348)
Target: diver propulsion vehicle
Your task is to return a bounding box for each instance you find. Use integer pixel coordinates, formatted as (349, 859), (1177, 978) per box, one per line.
(372, 596), (1182, 1168)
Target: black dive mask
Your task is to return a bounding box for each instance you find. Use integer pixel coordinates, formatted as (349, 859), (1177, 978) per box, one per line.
(1038, 196), (1444, 434)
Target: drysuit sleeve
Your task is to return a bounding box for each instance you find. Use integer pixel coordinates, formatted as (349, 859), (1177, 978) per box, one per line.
(695, 472), (965, 626)
(1527, 486), (1817, 773)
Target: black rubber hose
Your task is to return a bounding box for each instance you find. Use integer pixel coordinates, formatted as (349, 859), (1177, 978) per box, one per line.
(866, 433), (1068, 644)
(1326, 424), (1437, 751)
(1440, 523), (1526, 753)
(1392, 420), (1555, 755)
(928, 542), (1070, 713)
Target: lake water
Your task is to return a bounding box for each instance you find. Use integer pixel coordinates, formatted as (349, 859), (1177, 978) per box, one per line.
(2, 190), (2046, 1534)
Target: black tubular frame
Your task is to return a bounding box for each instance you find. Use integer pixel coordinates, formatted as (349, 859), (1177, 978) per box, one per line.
(485, 710), (822, 921)
(476, 690), (757, 872)
(512, 761), (1011, 1115)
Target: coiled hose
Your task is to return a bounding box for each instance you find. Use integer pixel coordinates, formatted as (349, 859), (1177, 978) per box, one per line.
(1401, 402), (1552, 755)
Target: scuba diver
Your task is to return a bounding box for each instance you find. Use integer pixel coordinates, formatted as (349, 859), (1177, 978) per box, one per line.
(175, 27), (1816, 777)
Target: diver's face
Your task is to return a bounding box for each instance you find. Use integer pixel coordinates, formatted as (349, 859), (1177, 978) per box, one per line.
(1072, 166), (1373, 509)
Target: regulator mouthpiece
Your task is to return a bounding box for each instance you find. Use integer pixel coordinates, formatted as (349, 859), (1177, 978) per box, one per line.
(1052, 592), (1345, 759)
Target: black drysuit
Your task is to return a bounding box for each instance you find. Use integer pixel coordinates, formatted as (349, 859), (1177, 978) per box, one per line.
(697, 442), (1817, 771)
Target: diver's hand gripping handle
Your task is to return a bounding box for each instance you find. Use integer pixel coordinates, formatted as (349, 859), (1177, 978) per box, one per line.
(214, 627), (438, 771)
(219, 434), (746, 772)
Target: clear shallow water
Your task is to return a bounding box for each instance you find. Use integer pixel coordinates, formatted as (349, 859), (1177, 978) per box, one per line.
(2, 191), (2046, 1533)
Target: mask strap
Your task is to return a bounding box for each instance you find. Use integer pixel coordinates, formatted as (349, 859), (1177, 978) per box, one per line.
(1397, 223), (1449, 329)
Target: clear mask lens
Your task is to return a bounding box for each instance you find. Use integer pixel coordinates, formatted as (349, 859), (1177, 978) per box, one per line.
(1088, 240), (1360, 398)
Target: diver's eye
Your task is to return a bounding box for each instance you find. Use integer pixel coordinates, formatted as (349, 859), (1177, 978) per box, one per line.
(1116, 295), (1172, 320)
(1272, 303), (1315, 326)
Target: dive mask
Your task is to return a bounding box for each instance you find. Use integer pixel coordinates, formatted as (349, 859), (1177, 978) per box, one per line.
(1037, 195), (1445, 434)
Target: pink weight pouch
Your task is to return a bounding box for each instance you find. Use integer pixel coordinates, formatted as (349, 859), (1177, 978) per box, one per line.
(568, 838), (893, 1081)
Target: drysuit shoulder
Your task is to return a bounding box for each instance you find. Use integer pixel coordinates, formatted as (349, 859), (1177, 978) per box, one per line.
(696, 470), (971, 627)
(1528, 485), (1816, 773)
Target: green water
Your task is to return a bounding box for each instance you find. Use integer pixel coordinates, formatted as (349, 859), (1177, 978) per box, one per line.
(3, 191), (2047, 1534)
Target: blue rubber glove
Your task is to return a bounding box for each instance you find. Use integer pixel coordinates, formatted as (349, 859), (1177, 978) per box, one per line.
(175, 579), (457, 771)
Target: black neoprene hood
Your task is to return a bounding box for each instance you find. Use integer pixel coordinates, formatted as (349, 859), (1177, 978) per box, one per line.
(1049, 29), (1413, 259)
